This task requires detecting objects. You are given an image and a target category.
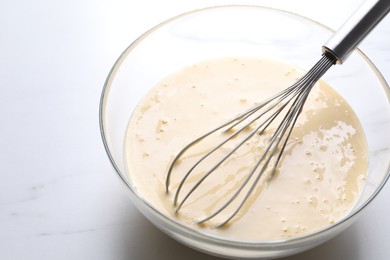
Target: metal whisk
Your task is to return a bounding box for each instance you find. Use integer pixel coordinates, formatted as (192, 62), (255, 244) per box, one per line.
(165, 0), (390, 227)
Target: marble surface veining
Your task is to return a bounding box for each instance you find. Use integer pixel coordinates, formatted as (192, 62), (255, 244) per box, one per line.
(0, 0), (389, 259)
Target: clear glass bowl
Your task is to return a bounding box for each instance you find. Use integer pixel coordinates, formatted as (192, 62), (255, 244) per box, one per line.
(99, 6), (390, 259)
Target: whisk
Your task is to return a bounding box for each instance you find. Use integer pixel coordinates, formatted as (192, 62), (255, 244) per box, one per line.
(165, 0), (390, 227)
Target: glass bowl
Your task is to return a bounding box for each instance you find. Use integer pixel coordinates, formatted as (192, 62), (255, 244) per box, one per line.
(99, 6), (390, 259)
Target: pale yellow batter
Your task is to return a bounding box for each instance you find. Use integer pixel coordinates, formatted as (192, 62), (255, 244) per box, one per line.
(125, 57), (367, 241)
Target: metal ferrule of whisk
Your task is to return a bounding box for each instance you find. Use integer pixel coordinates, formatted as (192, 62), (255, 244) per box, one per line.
(165, 0), (390, 227)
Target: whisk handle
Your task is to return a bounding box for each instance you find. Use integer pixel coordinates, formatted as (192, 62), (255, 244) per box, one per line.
(322, 0), (390, 64)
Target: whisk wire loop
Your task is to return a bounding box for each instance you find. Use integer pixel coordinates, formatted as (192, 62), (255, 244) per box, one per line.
(166, 54), (336, 226)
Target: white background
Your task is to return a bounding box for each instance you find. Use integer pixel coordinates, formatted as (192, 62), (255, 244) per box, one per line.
(0, 0), (389, 259)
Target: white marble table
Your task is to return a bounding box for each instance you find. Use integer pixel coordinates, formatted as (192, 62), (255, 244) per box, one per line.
(1, 0), (389, 259)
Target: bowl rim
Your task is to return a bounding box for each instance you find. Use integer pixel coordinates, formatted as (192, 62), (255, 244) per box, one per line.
(99, 4), (390, 247)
